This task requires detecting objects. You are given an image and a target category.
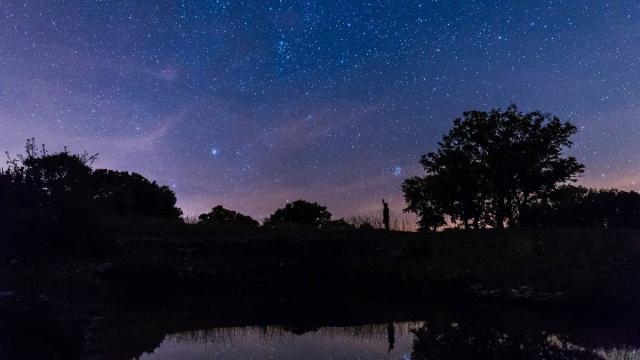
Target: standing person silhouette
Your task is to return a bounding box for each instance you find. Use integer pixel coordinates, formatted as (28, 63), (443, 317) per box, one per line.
(382, 199), (390, 231)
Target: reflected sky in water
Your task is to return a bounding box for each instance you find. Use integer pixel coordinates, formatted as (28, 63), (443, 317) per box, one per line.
(139, 322), (422, 360)
(136, 320), (640, 360)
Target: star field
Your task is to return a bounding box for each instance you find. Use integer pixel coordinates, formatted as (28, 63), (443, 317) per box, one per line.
(2, 1), (640, 219)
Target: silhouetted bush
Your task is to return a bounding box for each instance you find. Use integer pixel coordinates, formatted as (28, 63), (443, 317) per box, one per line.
(358, 222), (375, 232)
(265, 200), (331, 229)
(322, 219), (356, 232)
(521, 185), (640, 229)
(198, 205), (258, 228)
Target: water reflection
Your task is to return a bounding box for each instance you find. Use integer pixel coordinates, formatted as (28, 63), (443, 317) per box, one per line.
(139, 322), (423, 360)
(137, 317), (640, 360)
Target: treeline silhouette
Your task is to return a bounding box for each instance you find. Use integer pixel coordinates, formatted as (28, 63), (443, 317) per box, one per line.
(3, 105), (640, 255)
(197, 199), (369, 232)
(0, 141), (381, 255)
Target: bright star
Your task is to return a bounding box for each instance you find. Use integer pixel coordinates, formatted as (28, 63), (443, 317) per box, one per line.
(211, 148), (218, 156)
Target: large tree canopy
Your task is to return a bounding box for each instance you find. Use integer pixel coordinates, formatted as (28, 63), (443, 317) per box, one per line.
(403, 105), (584, 230)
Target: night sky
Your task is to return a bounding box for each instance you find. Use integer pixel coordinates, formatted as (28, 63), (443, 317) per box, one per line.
(2, 1), (639, 220)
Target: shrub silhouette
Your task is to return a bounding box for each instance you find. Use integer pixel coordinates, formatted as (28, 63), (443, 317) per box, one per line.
(357, 222), (375, 232)
(521, 185), (640, 229)
(323, 219), (356, 231)
(265, 200), (331, 228)
(198, 205), (258, 227)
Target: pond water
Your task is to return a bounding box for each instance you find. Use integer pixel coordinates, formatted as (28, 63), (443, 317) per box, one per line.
(139, 322), (421, 360)
(136, 317), (640, 360)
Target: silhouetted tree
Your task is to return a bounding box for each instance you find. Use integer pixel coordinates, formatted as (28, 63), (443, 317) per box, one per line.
(0, 139), (98, 248)
(265, 200), (331, 228)
(91, 169), (182, 220)
(198, 205), (258, 227)
(0, 139), (182, 253)
(403, 105), (584, 229)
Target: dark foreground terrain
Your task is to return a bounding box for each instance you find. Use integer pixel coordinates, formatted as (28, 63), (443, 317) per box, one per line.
(2, 228), (640, 359)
